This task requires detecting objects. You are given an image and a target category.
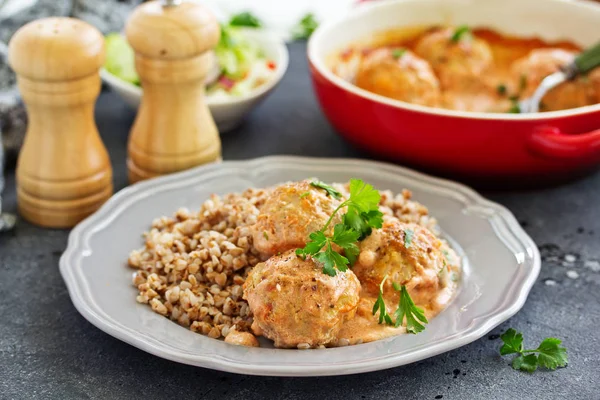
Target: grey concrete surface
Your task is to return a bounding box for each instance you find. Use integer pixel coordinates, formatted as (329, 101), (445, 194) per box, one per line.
(1, 43), (599, 400)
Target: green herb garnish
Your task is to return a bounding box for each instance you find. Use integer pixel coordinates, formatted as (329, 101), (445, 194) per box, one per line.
(263, 231), (269, 241)
(497, 84), (507, 96)
(519, 74), (528, 91)
(450, 25), (471, 43)
(310, 181), (342, 199)
(373, 275), (393, 325)
(292, 13), (319, 40)
(404, 229), (414, 248)
(300, 191), (310, 199)
(229, 11), (263, 28)
(508, 98), (521, 114)
(393, 282), (428, 333)
(392, 48), (406, 60)
(296, 179), (383, 276)
(500, 328), (568, 373)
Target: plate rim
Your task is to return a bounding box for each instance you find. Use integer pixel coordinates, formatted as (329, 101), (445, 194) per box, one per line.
(59, 155), (541, 376)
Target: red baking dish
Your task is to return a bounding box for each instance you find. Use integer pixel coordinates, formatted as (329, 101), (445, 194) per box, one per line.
(307, 0), (600, 183)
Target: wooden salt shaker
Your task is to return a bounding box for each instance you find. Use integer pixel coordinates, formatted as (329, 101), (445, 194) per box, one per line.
(126, 0), (222, 183)
(8, 18), (113, 228)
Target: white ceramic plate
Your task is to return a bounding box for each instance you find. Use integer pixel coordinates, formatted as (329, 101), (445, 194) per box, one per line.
(60, 156), (540, 376)
(101, 29), (289, 133)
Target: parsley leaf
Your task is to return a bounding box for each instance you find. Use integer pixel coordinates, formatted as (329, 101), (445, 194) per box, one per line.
(404, 229), (414, 248)
(292, 13), (319, 40)
(497, 84), (507, 96)
(512, 354), (538, 373)
(314, 243), (348, 276)
(229, 12), (263, 28)
(331, 223), (360, 247)
(310, 181), (342, 199)
(500, 328), (523, 355)
(348, 179), (381, 211)
(392, 48), (406, 59)
(451, 25), (471, 43)
(499, 328), (568, 373)
(296, 179), (383, 276)
(535, 338), (568, 370)
(344, 243), (360, 266)
(393, 283), (428, 333)
(372, 275), (393, 325)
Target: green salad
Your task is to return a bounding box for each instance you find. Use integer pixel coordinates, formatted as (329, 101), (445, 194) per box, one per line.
(104, 23), (277, 98)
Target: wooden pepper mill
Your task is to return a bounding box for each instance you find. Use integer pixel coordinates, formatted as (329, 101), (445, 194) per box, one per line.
(126, 0), (222, 183)
(8, 18), (113, 228)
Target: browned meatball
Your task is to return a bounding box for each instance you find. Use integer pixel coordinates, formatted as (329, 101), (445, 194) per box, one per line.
(251, 180), (343, 257)
(352, 218), (457, 307)
(243, 250), (361, 348)
(415, 27), (493, 92)
(355, 48), (441, 107)
(512, 48), (599, 111)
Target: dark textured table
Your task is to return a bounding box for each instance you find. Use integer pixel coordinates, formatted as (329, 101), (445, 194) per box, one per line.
(1, 43), (599, 400)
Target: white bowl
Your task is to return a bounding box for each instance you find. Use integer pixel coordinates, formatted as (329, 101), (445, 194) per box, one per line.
(100, 29), (289, 133)
(60, 156), (539, 376)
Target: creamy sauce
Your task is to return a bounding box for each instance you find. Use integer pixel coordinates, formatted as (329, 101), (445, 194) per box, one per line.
(331, 26), (582, 113)
(335, 275), (460, 345)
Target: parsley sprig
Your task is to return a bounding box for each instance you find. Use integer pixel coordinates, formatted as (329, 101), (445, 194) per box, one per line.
(393, 282), (428, 333)
(296, 179), (383, 276)
(451, 25), (472, 43)
(373, 275), (393, 324)
(500, 328), (568, 373)
(372, 276), (429, 334)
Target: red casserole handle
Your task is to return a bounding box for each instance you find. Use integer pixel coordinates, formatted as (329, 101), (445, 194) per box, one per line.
(528, 126), (600, 160)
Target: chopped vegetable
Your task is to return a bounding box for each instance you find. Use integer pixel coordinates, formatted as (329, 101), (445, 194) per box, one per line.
(372, 275), (393, 325)
(310, 181), (342, 199)
(496, 84), (507, 96)
(404, 229), (414, 248)
(450, 25), (472, 43)
(508, 100), (521, 114)
(229, 11), (262, 28)
(500, 328), (568, 373)
(391, 48), (406, 60)
(292, 13), (319, 40)
(519, 74), (528, 91)
(215, 24), (262, 80)
(393, 282), (428, 333)
(296, 179), (383, 276)
(104, 33), (139, 85)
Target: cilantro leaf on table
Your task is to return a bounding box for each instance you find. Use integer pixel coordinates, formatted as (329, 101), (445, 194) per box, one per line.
(500, 328), (523, 355)
(499, 328), (568, 373)
(535, 338), (568, 370)
(512, 354), (539, 373)
(392, 282), (428, 333)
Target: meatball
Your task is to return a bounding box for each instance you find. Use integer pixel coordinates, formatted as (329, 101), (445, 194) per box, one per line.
(355, 48), (441, 107)
(251, 180), (343, 257)
(352, 219), (449, 307)
(243, 250), (361, 348)
(415, 27), (493, 91)
(511, 48), (598, 111)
